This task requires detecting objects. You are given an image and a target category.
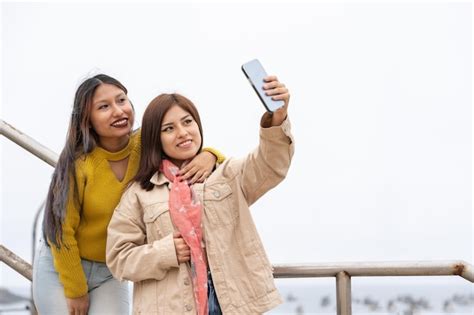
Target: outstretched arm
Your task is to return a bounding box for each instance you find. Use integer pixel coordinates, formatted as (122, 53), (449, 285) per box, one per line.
(238, 75), (294, 205)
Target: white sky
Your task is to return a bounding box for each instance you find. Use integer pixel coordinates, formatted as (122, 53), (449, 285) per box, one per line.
(1, 2), (472, 290)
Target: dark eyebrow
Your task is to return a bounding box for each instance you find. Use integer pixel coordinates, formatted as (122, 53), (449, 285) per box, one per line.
(93, 91), (126, 106)
(181, 114), (192, 121)
(162, 114), (192, 128)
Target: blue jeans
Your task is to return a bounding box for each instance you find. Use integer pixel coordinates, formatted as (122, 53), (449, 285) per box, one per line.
(32, 239), (129, 314)
(208, 270), (222, 315)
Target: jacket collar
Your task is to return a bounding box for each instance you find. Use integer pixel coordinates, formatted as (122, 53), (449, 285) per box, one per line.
(150, 172), (170, 186)
(149, 171), (205, 202)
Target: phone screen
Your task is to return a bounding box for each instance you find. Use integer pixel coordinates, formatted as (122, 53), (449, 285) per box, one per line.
(241, 59), (284, 112)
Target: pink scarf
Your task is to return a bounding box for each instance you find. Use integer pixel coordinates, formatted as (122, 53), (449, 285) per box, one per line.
(160, 159), (208, 315)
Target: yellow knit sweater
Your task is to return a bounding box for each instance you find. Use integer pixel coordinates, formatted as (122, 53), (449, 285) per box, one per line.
(49, 130), (225, 298)
(50, 131), (141, 298)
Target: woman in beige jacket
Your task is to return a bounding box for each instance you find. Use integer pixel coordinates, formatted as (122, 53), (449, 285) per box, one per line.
(106, 75), (294, 315)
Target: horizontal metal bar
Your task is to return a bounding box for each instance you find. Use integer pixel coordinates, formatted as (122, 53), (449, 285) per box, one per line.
(1, 240), (473, 285)
(0, 119), (58, 167)
(273, 260), (474, 282)
(0, 244), (32, 281)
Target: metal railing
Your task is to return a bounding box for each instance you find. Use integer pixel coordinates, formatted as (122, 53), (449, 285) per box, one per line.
(1, 246), (473, 314)
(1, 118), (473, 315)
(273, 261), (474, 314)
(1, 120), (58, 167)
(0, 245), (33, 281)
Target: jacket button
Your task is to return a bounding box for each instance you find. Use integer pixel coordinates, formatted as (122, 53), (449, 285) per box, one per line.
(213, 191), (220, 198)
(184, 278), (190, 286)
(185, 304), (193, 311)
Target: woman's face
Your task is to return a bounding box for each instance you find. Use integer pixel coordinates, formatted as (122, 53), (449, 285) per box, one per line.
(160, 105), (202, 167)
(89, 83), (134, 145)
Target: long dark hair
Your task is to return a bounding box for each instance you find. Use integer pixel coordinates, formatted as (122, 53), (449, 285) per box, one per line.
(134, 93), (203, 191)
(43, 74), (129, 248)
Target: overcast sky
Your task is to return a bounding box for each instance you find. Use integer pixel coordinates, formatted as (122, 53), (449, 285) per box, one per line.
(1, 2), (472, 291)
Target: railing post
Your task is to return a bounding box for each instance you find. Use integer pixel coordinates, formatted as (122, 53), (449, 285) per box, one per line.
(336, 271), (352, 315)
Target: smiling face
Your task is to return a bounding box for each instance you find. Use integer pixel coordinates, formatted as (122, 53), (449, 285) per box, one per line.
(89, 83), (134, 151)
(160, 105), (202, 167)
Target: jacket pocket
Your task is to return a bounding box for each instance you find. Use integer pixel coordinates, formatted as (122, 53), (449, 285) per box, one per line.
(134, 279), (158, 314)
(204, 182), (237, 226)
(240, 238), (271, 301)
(221, 237), (272, 308)
(143, 203), (173, 242)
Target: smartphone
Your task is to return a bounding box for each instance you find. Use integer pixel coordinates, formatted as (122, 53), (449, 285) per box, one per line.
(241, 59), (284, 112)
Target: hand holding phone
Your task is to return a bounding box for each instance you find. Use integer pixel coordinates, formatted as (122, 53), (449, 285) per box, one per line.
(242, 59), (285, 112)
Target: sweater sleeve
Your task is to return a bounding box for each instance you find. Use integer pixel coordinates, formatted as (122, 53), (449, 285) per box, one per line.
(48, 161), (88, 298)
(202, 147), (226, 164)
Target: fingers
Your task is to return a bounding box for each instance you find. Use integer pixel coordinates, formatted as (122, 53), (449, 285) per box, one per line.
(173, 232), (191, 263)
(263, 75), (284, 95)
(177, 248), (191, 263)
(186, 169), (202, 184)
(265, 86), (288, 96)
(176, 249), (191, 263)
(178, 151), (215, 183)
(197, 171), (210, 183)
(263, 77), (290, 106)
(177, 165), (195, 181)
(66, 296), (89, 315)
(263, 80), (283, 90)
(264, 75), (278, 82)
(178, 166), (212, 184)
(175, 240), (190, 252)
(178, 165), (206, 183)
(191, 170), (210, 184)
(177, 163), (193, 177)
(177, 254), (191, 263)
(263, 79), (287, 97)
(262, 75), (291, 125)
(271, 92), (290, 102)
(179, 163), (192, 173)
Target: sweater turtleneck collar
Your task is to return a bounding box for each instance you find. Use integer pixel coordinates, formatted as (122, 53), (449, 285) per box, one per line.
(94, 138), (133, 161)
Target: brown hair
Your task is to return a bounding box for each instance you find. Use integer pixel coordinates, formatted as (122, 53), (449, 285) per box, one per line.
(134, 93), (203, 191)
(43, 74), (131, 248)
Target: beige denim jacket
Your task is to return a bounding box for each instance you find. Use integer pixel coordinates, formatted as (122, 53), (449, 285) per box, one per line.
(106, 118), (294, 314)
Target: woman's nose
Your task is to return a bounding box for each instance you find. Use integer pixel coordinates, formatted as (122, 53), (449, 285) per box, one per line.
(176, 125), (188, 137)
(111, 103), (124, 116)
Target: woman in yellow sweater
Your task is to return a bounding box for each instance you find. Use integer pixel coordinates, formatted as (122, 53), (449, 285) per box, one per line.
(32, 74), (223, 315)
